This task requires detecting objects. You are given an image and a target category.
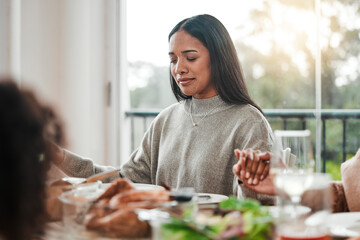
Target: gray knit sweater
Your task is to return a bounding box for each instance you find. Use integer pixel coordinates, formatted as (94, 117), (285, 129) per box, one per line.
(61, 96), (274, 202)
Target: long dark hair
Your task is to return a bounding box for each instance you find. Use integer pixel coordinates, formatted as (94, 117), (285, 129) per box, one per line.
(168, 14), (263, 114)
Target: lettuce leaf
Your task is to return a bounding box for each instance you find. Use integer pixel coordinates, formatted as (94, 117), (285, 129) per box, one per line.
(160, 197), (273, 240)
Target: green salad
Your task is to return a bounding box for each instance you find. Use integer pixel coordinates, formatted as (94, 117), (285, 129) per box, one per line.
(160, 197), (274, 240)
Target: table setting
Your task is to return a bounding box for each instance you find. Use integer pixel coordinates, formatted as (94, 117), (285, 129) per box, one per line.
(268, 130), (360, 240)
(41, 177), (360, 240)
(42, 180), (274, 240)
(40, 130), (360, 239)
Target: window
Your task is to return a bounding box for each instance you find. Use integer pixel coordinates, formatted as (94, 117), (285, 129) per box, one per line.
(126, 0), (360, 177)
(2, 0), (358, 173)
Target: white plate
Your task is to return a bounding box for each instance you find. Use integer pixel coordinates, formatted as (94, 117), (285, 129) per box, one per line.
(65, 183), (165, 201)
(132, 183), (165, 191)
(100, 182), (164, 191)
(195, 193), (228, 204)
(327, 212), (360, 237)
(61, 177), (86, 185)
(267, 205), (311, 218)
(100, 184), (227, 204)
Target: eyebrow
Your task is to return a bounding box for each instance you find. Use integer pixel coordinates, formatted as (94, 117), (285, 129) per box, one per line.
(168, 50), (198, 55)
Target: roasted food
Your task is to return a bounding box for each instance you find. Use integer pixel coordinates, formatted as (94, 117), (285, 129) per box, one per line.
(108, 189), (170, 209)
(96, 177), (135, 201)
(85, 209), (150, 238)
(83, 178), (171, 238)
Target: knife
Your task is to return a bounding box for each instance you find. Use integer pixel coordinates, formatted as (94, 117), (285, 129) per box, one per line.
(79, 168), (121, 184)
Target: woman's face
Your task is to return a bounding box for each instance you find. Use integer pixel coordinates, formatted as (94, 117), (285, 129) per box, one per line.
(169, 30), (217, 99)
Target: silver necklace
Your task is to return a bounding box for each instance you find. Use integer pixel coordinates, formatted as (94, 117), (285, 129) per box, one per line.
(189, 100), (222, 127)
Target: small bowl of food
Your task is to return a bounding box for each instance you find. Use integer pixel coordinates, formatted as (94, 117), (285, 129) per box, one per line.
(58, 181), (103, 232)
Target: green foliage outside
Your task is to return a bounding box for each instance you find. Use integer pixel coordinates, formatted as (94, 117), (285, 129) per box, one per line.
(326, 161), (341, 181)
(326, 152), (357, 181)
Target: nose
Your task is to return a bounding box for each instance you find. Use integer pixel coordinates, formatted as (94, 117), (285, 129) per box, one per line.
(174, 59), (188, 75)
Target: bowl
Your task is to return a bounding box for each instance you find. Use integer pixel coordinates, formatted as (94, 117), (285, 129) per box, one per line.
(58, 181), (104, 236)
(58, 180), (154, 239)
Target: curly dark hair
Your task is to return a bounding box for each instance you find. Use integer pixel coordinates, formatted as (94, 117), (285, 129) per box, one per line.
(168, 14), (263, 114)
(0, 78), (63, 240)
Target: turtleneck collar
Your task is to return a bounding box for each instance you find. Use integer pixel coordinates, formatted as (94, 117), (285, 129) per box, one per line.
(184, 95), (230, 116)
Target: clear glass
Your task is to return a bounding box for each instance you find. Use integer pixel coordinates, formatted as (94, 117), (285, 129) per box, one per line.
(276, 173), (332, 240)
(270, 130), (315, 214)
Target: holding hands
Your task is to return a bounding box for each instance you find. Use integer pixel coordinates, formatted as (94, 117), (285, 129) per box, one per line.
(233, 148), (276, 195)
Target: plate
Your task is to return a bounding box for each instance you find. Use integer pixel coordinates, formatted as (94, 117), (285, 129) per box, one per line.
(132, 183), (165, 191)
(99, 184), (227, 204)
(195, 193), (228, 204)
(267, 205), (311, 218)
(61, 177), (86, 185)
(100, 183), (164, 191)
(327, 212), (360, 237)
(61, 183), (164, 202)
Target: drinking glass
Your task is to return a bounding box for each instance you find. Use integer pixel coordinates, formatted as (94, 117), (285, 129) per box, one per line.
(270, 130), (315, 216)
(276, 173), (332, 240)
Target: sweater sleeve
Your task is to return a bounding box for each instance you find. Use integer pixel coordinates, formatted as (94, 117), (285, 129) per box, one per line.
(56, 149), (117, 181)
(120, 124), (154, 184)
(341, 148), (360, 211)
(240, 117), (273, 152)
(236, 117), (276, 205)
(330, 181), (348, 212)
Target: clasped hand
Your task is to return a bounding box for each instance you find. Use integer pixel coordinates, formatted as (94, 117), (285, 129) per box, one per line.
(232, 148), (276, 195)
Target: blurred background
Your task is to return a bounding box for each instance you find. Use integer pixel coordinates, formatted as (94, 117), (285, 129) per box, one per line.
(0, 0), (359, 179)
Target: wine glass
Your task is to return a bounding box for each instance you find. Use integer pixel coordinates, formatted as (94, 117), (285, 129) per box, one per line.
(270, 130), (315, 217)
(276, 173), (332, 240)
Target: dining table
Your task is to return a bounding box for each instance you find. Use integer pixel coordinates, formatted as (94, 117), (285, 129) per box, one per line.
(40, 209), (360, 240)
(38, 213), (357, 240)
(41, 176), (360, 240)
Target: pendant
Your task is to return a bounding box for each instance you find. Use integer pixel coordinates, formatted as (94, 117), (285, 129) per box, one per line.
(193, 123), (198, 127)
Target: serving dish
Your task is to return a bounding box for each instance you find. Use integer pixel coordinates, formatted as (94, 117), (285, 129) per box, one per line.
(58, 179), (171, 239)
(58, 180), (232, 239)
(101, 182), (164, 192)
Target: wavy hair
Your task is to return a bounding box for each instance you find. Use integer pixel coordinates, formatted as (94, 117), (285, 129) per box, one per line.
(0, 78), (64, 240)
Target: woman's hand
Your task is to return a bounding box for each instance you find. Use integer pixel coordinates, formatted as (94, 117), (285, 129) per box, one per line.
(233, 148), (276, 195)
(233, 149), (270, 185)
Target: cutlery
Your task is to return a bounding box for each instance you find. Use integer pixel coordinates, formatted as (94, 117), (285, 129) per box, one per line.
(79, 168), (121, 185)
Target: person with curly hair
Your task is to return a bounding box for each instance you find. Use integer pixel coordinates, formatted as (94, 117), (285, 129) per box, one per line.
(0, 77), (63, 240)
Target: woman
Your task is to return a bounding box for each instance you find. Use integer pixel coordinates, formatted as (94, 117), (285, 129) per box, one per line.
(0, 78), (62, 240)
(56, 14), (274, 201)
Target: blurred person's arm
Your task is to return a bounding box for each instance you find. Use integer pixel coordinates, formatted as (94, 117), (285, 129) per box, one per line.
(45, 144), (118, 221)
(341, 148), (360, 212)
(51, 143), (117, 179)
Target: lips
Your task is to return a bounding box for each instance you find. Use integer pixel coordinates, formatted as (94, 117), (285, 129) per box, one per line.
(177, 78), (194, 86)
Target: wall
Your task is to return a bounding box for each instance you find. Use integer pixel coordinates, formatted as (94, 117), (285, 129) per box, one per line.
(0, 0), (130, 167)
